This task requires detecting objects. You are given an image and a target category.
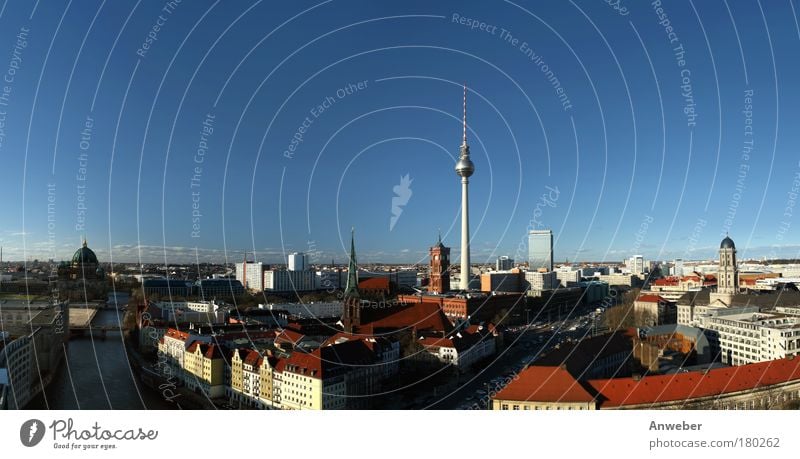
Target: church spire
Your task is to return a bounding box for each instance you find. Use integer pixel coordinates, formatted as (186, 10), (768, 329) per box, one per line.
(344, 227), (359, 297)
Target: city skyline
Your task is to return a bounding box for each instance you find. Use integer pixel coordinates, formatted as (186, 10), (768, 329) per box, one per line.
(1, 2), (799, 263)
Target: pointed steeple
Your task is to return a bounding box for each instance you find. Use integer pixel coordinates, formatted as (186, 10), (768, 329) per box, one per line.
(435, 228), (445, 248)
(344, 227), (359, 297)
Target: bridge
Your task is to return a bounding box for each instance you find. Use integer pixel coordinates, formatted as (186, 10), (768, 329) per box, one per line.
(70, 324), (122, 338)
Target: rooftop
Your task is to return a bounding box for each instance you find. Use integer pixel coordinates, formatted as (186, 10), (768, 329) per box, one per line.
(588, 356), (800, 407)
(493, 365), (595, 403)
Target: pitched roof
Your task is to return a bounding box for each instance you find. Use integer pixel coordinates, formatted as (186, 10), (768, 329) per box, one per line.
(637, 294), (667, 303)
(359, 277), (390, 290)
(186, 340), (224, 359)
(588, 356), (800, 407)
(420, 328), (489, 352)
(282, 339), (376, 379)
(275, 328), (306, 346)
(244, 349), (262, 366)
(493, 366), (595, 403)
(164, 328), (190, 341)
(369, 302), (453, 333)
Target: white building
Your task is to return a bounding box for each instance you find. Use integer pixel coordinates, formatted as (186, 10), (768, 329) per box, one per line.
(672, 259), (685, 277)
(152, 301), (226, 324)
(556, 268), (581, 287)
(264, 270), (316, 292)
(236, 262), (267, 291)
(419, 326), (496, 370)
(525, 271), (558, 291)
(627, 255), (647, 275)
(596, 273), (637, 287)
(288, 252), (310, 271)
(701, 308), (800, 366)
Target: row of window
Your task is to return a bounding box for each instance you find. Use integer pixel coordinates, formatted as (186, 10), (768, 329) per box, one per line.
(500, 404), (588, 410)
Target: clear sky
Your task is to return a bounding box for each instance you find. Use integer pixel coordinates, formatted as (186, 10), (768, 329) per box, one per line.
(0, 0), (799, 265)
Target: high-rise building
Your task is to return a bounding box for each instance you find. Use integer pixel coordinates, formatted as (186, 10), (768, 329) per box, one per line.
(263, 270), (316, 292)
(627, 255), (646, 275)
(455, 85), (475, 290)
(428, 233), (450, 294)
(556, 267), (581, 287)
(288, 252), (309, 271)
(496, 256), (514, 271)
(673, 258), (684, 277)
(528, 230), (553, 272)
(236, 261), (266, 291)
(525, 270), (558, 291)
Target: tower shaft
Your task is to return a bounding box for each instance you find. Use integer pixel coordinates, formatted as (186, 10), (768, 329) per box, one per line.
(460, 177), (470, 290)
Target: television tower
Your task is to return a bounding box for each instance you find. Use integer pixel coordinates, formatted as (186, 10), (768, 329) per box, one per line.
(455, 85), (475, 290)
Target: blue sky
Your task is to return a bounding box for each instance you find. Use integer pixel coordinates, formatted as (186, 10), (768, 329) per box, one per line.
(1, 0), (799, 264)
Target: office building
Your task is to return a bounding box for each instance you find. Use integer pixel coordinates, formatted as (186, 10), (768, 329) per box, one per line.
(556, 267), (581, 287)
(496, 256), (514, 271)
(525, 270), (558, 291)
(236, 261), (267, 291)
(288, 252), (310, 271)
(528, 230), (553, 272)
(263, 270), (316, 293)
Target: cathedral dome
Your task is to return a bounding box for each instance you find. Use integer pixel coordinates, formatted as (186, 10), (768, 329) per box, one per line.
(72, 240), (99, 265)
(720, 236), (735, 249)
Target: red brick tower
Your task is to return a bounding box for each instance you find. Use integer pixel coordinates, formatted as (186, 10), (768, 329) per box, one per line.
(429, 232), (450, 294)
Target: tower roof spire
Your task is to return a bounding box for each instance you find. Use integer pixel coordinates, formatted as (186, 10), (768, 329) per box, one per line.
(344, 227), (359, 297)
(462, 83), (467, 145)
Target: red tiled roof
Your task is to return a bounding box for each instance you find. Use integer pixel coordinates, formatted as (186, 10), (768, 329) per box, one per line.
(275, 328), (306, 345)
(637, 294), (666, 303)
(244, 349), (262, 366)
(653, 278), (679, 286)
(282, 339), (375, 379)
(186, 340), (224, 359)
(359, 277), (390, 290)
(588, 357), (800, 407)
(369, 302), (453, 333)
(164, 328), (189, 341)
(419, 336), (455, 348)
(493, 366), (595, 403)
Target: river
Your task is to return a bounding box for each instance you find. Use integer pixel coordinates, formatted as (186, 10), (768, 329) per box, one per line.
(27, 293), (175, 409)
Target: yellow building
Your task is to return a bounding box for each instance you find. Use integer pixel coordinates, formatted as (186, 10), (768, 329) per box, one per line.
(279, 350), (346, 410)
(184, 341), (225, 398)
(259, 356), (279, 409)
